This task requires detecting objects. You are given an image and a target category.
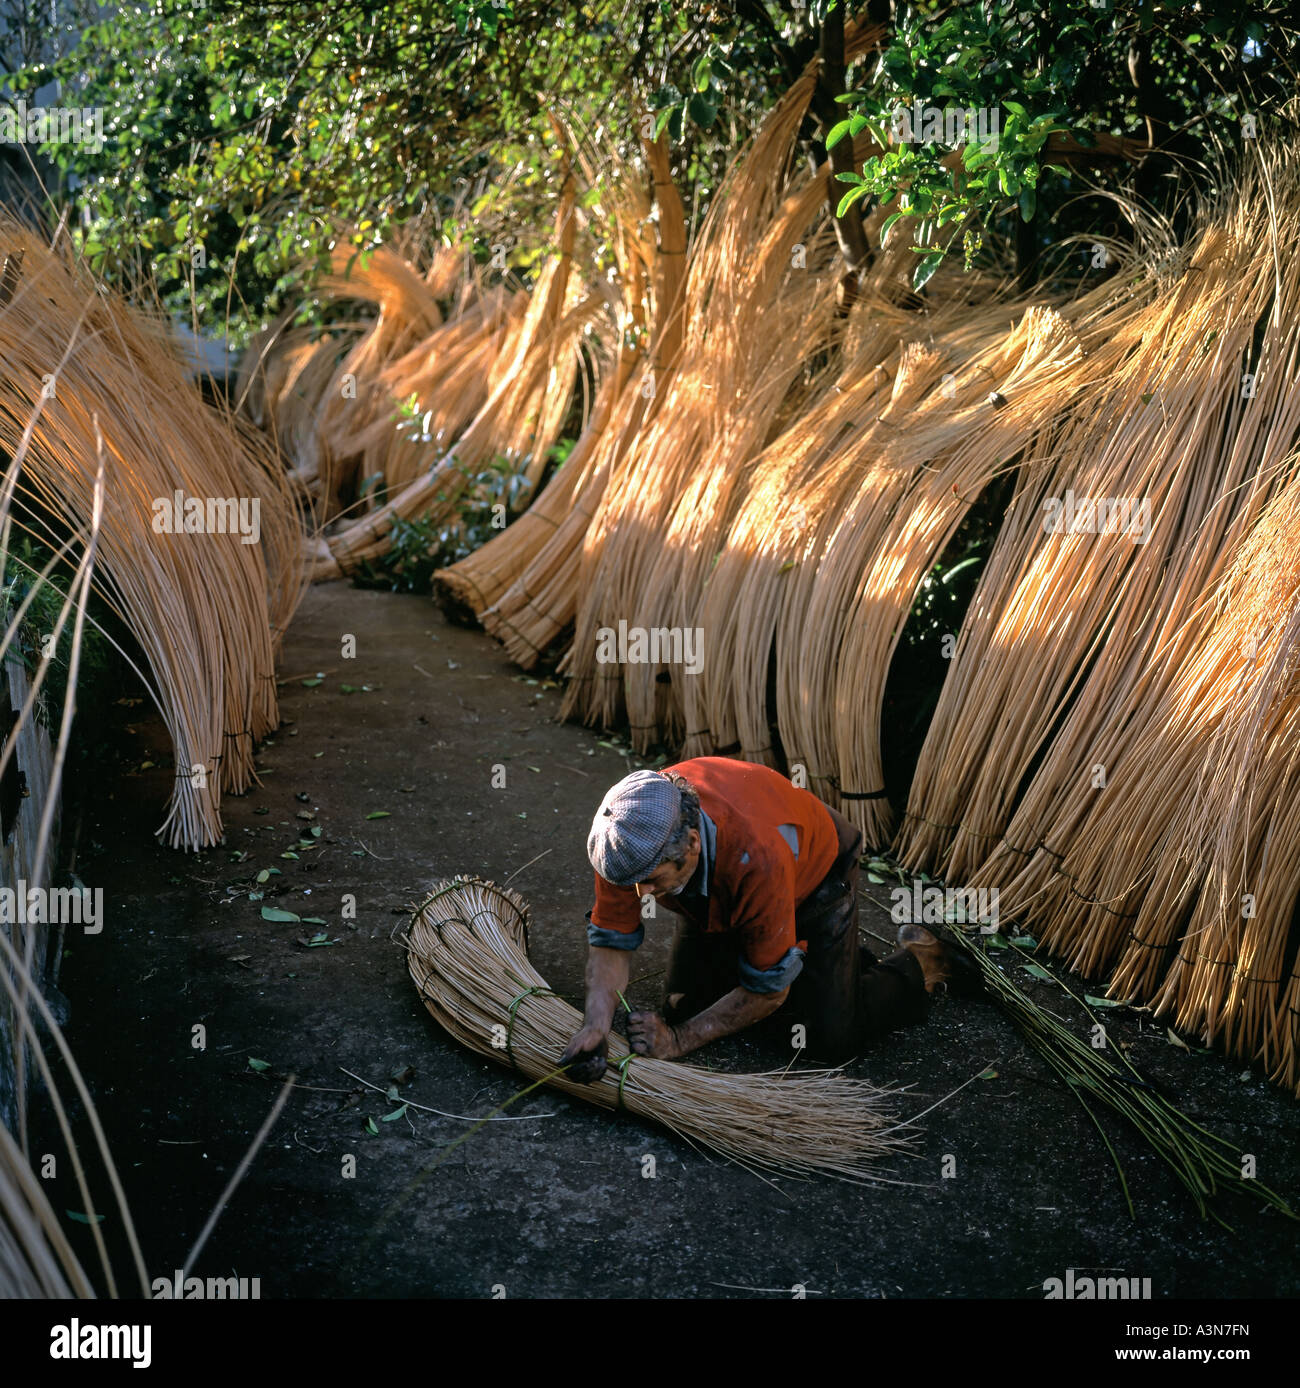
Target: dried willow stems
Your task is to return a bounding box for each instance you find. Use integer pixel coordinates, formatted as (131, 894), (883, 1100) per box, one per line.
(406, 877), (914, 1183)
(241, 137), (609, 579)
(897, 154), (1300, 1091)
(0, 219), (305, 847)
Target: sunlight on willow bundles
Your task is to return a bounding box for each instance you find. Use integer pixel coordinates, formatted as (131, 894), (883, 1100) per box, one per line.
(240, 142), (608, 578)
(405, 877), (915, 1183)
(0, 221), (306, 848)
(896, 154), (1300, 1091)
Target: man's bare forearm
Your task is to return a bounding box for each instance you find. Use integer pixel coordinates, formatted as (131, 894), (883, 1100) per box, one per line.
(581, 945), (631, 1034)
(671, 985), (788, 1056)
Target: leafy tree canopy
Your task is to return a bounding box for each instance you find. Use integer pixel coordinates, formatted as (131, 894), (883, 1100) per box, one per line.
(6, 0), (1297, 336)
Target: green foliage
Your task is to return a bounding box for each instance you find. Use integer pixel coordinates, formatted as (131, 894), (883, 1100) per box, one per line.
(352, 398), (573, 594)
(10, 1), (786, 340)
(1, 537), (118, 736)
(836, 1), (1300, 287)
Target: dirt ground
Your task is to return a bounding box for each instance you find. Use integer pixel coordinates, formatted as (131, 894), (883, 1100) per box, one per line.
(35, 583), (1300, 1299)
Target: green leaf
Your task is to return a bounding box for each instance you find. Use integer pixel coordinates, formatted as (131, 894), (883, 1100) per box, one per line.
(878, 209), (907, 244)
(247, 1057), (270, 1071)
(364, 1117), (379, 1135)
(825, 118), (853, 150)
(260, 907), (300, 922)
(67, 1210), (106, 1224)
(1009, 934), (1037, 947)
(1084, 994), (1123, 1009)
(836, 183), (870, 219)
(978, 1068), (998, 1080)
(1022, 962), (1054, 981)
(866, 871), (885, 884)
(912, 251), (943, 292)
(366, 811), (391, 820)
(1018, 187), (1036, 222)
(687, 93), (716, 129)
(380, 1104), (408, 1122)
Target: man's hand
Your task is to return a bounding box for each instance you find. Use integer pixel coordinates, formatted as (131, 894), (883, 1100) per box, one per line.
(627, 1009), (681, 1060)
(560, 1025), (609, 1083)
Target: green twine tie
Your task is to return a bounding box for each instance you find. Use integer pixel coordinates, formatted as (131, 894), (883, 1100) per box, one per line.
(505, 984), (557, 1074)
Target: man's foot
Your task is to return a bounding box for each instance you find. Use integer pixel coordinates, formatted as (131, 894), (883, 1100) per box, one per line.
(897, 923), (986, 997)
(897, 923), (952, 992)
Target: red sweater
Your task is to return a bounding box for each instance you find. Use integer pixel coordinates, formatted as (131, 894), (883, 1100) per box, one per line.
(589, 757), (840, 971)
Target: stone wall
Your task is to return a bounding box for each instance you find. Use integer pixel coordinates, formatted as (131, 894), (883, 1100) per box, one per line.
(0, 653), (60, 1136)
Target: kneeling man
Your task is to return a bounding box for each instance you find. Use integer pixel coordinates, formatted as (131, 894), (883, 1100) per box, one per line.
(560, 757), (972, 1083)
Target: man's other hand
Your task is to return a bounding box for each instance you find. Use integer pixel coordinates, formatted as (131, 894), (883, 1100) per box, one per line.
(560, 1025), (609, 1083)
(627, 1010), (680, 1059)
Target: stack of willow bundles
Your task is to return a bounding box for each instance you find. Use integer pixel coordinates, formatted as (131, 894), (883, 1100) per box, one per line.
(240, 151), (608, 577)
(796, 285), (1137, 844)
(441, 25), (893, 676)
(0, 221), (305, 848)
(406, 877), (913, 1182)
(559, 24), (893, 741)
(433, 131), (681, 635)
(896, 152), (1300, 1089)
(237, 241), (483, 524)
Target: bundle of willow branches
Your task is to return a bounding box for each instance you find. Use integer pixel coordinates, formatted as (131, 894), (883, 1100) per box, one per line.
(405, 876), (914, 1183)
(897, 151), (1300, 1091)
(0, 223), (305, 848)
(0, 431), (293, 1296)
(241, 137), (611, 577)
(434, 129), (676, 638)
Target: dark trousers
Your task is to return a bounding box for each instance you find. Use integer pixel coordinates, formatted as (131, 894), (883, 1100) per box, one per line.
(662, 807), (927, 1061)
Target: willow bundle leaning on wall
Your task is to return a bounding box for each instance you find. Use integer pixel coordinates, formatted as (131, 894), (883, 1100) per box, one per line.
(0, 218), (305, 848)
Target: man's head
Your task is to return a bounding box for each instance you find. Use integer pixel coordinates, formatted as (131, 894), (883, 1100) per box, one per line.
(587, 769), (701, 899)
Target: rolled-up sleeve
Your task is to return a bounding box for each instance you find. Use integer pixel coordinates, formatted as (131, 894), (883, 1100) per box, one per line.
(587, 873), (644, 951)
(586, 914), (645, 951)
(737, 945), (804, 994)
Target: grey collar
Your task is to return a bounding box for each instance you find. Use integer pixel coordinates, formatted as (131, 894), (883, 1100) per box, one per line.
(693, 808), (716, 897)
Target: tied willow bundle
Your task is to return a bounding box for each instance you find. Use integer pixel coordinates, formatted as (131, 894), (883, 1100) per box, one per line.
(405, 877), (914, 1183)
(896, 151), (1300, 1090)
(0, 223), (306, 848)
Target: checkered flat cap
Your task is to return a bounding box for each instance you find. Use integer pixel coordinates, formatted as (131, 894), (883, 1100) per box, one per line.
(587, 769), (682, 886)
